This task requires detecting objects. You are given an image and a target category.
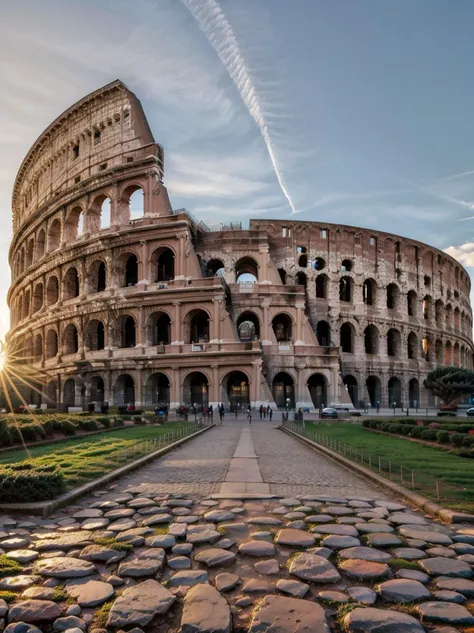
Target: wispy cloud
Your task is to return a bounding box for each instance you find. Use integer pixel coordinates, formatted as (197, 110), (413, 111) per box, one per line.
(444, 243), (474, 267)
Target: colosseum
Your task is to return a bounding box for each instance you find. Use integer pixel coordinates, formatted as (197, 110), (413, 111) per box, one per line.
(7, 80), (474, 412)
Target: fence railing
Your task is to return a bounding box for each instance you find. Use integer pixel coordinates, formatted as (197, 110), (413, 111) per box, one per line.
(282, 420), (469, 507)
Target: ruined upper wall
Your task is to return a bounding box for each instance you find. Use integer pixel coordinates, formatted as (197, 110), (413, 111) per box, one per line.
(12, 80), (163, 234)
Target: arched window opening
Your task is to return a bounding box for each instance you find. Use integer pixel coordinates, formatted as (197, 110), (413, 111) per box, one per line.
(65, 207), (83, 242)
(63, 379), (76, 407)
(409, 378), (419, 408)
(454, 307), (460, 330)
(90, 376), (105, 404)
(446, 304), (453, 328)
(129, 188), (145, 220)
(363, 279), (375, 306)
(48, 219), (61, 252)
(272, 314), (292, 342)
(24, 336), (33, 360)
(23, 290), (30, 319)
(46, 276), (59, 306)
(63, 324), (79, 355)
(206, 259), (225, 278)
(423, 295), (432, 320)
(154, 248), (175, 282)
(296, 271), (307, 288)
(387, 328), (400, 357)
(315, 274), (327, 299)
(444, 341), (452, 365)
(366, 376), (381, 407)
(454, 290), (460, 299)
(34, 333), (42, 361)
(26, 238), (34, 269)
(312, 257), (326, 270)
(307, 373), (327, 409)
(278, 269), (287, 284)
(87, 320), (105, 351)
(364, 325), (379, 355)
(145, 373), (170, 407)
(298, 249), (308, 267)
(340, 322), (354, 353)
(435, 339), (443, 364)
(386, 283), (399, 310)
(148, 312), (171, 346)
(407, 290), (417, 316)
(100, 198), (111, 229)
(32, 283), (43, 314)
(407, 332), (418, 360)
(184, 310), (210, 344)
(97, 262), (107, 292)
(45, 330), (58, 359)
(454, 342), (460, 366)
(36, 230), (45, 260)
(223, 371), (250, 409)
(124, 255), (138, 287)
(316, 320), (330, 346)
(341, 259), (352, 272)
(114, 374), (135, 405)
(424, 275), (431, 288)
(183, 371), (208, 407)
(388, 377), (402, 406)
(235, 257), (258, 283)
(63, 267), (80, 300)
(121, 316), (136, 348)
(340, 276), (352, 302)
(422, 336), (431, 362)
(435, 299), (444, 325)
(19, 249), (25, 274)
(343, 375), (358, 407)
(237, 312), (260, 342)
(45, 381), (57, 406)
(272, 372), (295, 408)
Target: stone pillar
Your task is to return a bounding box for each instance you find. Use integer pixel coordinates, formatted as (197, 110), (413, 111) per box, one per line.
(295, 303), (305, 344)
(136, 307), (145, 350)
(135, 371), (143, 407)
(176, 234), (185, 279)
(211, 299), (220, 343)
(171, 302), (181, 345)
(251, 360), (261, 406)
(139, 240), (149, 284)
(144, 171), (156, 216)
(170, 369), (180, 409)
(211, 365), (219, 407)
(262, 302), (271, 346)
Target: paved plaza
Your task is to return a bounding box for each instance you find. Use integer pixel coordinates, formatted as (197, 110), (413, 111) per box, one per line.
(0, 420), (473, 633)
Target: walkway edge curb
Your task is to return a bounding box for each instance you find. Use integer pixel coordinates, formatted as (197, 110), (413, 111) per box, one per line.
(0, 424), (214, 519)
(279, 426), (474, 524)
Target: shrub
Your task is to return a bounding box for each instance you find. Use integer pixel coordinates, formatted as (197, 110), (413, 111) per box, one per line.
(114, 417), (124, 427)
(436, 430), (450, 443)
(380, 422), (391, 433)
(79, 419), (98, 432)
(409, 427), (425, 439)
(450, 433), (465, 448)
(0, 419), (12, 447)
(97, 417), (111, 429)
(428, 422), (441, 429)
(420, 429), (438, 441)
(362, 420), (370, 428)
(400, 425), (412, 435)
(462, 435), (474, 447)
(390, 424), (402, 434)
(0, 461), (66, 503)
(133, 416), (145, 425)
(42, 419), (55, 437)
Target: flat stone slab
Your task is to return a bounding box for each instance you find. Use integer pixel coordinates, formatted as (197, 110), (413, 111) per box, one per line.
(355, 523), (394, 534)
(187, 525), (221, 544)
(79, 544), (126, 562)
(276, 579), (309, 598)
(420, 557), (473, 578)
(0, 576), (41, 591)
(33, 532), (93, 551)
(366, 533), (403, 547)
(72, 509), (103, 519)
(247, 516), (283, 526)
(6, 550), (39, 564)
(168, 556), (191, 570)
(433, 590), (466, 603)
(107, 579), (175, 627)
(66, 579), (114, 607)
(203, 510), (235, 523)
(378, 579), (431, 603)
(169, 570), (209, 587)
(389, 513), (428, 525)
(339, 559), (390, 580)
(289, 553), (341, 583)
(417, 601), (474, 625)
(347, 586), (376, 605)
(391, 548), (426, 560)
(118, 548), (165, 577)
(35, 557), (96, 578)
(238, 541), (276, 557)
(9, 600), (62, 623)
(194, 548), (236, 567)
(311, 524), (358, 536)
(142, 514), (172, 526)
(255, 559), (279, 575)
(434, 577), (474, 596)
(249, 594), (330, 633)
(399, 528), (453, 545)
(339, 546), (392, 562)
(181, 583), (231, 633)
(344, 607), (425, 633)
(321, 535), (360, 549)
(145, 535), (176, 549)
(215, 573), (240, 592)
(275, 529), (315, 548)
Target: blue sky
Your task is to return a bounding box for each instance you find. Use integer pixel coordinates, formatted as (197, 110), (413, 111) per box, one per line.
(2, 0), (474, 337)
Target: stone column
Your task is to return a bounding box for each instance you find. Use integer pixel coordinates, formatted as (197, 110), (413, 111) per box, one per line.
(139, 240), (149, 284)
(211, 299), (220, 343)
(211, 365), (219, 407)
(135, 371), (143, 407)
(262, 301), (271, 346)
(170, 369), (180, 409)
(251, 360), (261, 406)
(171, 302), (181, 345)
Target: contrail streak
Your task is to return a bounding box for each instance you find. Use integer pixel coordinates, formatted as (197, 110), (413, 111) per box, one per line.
(179, 0), (298, 214)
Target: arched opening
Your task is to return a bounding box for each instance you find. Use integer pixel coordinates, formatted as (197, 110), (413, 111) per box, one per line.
(407, 290), (417, 316)
(340, 322), (354, 353)
(86, 320), (105, 351)
(63, 267), (80, 300)
(206, 259), (225, 277)
(387, 283), (399, 310)
(435, 299), (444, 326)
(364, 324), (379, 355)
(341, 259), (352, 272)
(46, 276), (59, 306)
(366, 375), (381, 407)
(114, 374), (135, 405)
(388, 377), (402, 406)
(237, 312), (260, 341)
(272, 313), (292, 342)
(129, 188), (145, 220)
(272, 372), (295, 409)
(26, 238), (34, 269)
(423, 295), (432, 320)
(316, 320), (330, 346)
(65, 207), (84, 242)
(19, 249), (25, 274)
(223, 371), (250, 409)
(454, 342), (460, 366)
(407, 332), (418, 359)
(124, 254), (138, 287)
(145, 373), (170, 406)
(152, 247), (175, 282)
(121, 316), (136, 348)
(63, 379), (76, 407)
(34, 333), (42, 361)
(36, 229), (45, 260)
(422, 336), (432, 362)
(100, 198), (111, 229)
(343, 375), (358, 407)
(315, 274), (328, 299)
(387, 328), (401, 357)
(183, 371), (209, 407)
(307, 373), (327, 409)
(340, 276), (352, 302)
(48, 219), (61, 252)
(312, 257), (326, 271)
(409, 378), (419, 408)
(446, 304), (453, 328)
(435, 339), (443, 364)
(235, 257), (258, 283)
(63, 324), (79, 355)
(363, 279), (376, 306)
(184, 309), (210, 344)
(454, 307), (460, 330)
(278, 269), (287, 284)
(90, 376), (105, 404)
(45, 381), (57, 406)
(24, 335), (33, 360)
(296, 271), (307, 288)
(88, 260), (107, 293)
(45, 330), (58, 359)
(32, 283), (43, 313)
(298, 252), (308, 267)
(23, 290), (30, 319)
(148, 312), (171, 346)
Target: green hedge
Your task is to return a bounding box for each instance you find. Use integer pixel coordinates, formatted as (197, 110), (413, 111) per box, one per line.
(362, 417), (474, 448)
(0, 461), (65, 503)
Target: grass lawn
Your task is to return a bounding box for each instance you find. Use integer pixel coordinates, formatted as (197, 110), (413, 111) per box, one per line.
(305, 422), (474, 512)
(0, 423), (189, 488)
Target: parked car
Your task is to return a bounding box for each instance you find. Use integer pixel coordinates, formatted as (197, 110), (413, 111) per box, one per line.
(466, 408), (474, 417)
(321, 407), (338, 419)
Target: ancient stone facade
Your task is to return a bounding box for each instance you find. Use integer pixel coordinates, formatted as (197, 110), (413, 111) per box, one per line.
(7, 81), (474, 410)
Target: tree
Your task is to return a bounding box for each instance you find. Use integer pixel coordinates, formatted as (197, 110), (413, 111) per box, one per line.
(424, 366), (474, 408)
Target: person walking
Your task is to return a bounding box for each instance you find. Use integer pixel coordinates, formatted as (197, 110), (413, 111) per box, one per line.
(259, 405), (263, 420)
(234, 407), (238, 419)
(219, 406), (224, 424)
(269, 407), (273, 421)
(208, 404), (213, 422)
(247, 405), (252, 424)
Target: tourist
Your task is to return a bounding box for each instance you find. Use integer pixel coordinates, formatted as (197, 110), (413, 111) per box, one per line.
(247, 405), (252, 424)
(208, 404), (213, 422)
(269, 407), (273, 421)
